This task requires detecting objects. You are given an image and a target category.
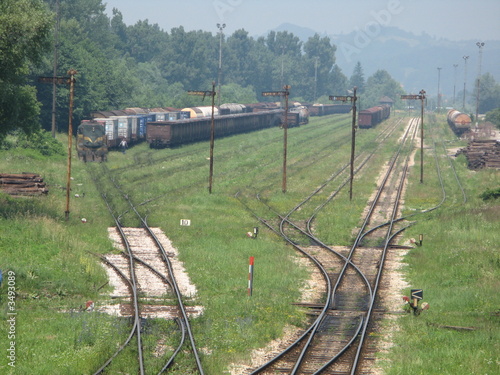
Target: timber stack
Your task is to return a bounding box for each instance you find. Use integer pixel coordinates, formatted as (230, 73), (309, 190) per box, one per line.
(0, 173), (48, 196)
(456, 140), (500, 170)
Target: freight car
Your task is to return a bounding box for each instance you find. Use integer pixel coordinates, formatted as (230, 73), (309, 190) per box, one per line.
(447, 109), (471, 137)
(358, 104), (391, 129)
(76, 120), (108, 162)
(308, 103), (352, 116)
(180, 106), (222, 118)
(87, 102), (307, 151)
(289, 105), (309, 125)
(147, 110), (283, 148)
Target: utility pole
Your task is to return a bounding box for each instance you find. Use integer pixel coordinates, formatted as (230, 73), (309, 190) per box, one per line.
(314, 57), (319, 102)
(216, 23), (225, 107)
(188, 85), (217, 193)
(51, 0), (60, 138)
(330, 88), (358, 200)
(437, 67), (442, 112)
(475, 42), (485, 127)
(280, 46), (286, 90)
(262, 85), (291, 193)
(65, 70), (77, 220)
(402, 90), (426, 183)
(453, 63), (458, 106)
(38, 70), (77, 219)
(462, 55), (469, 111)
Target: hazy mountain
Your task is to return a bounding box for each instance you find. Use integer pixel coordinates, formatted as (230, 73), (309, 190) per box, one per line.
(270, 24), (500, 102)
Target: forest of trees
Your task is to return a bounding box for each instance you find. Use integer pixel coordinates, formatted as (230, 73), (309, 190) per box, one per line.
(1, 0), (499, 141)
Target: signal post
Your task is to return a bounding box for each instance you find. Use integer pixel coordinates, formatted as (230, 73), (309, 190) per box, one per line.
(262, 85), (291, 193)
(188, 82), (217, 193)
(38, 70), (77, 220)
(330, 87), (358, 200)
(401, 90), (426, 183)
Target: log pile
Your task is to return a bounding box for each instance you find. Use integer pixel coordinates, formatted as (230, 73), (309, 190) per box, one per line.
(0, 173), (48, 196)
(456, 140), (500, 170)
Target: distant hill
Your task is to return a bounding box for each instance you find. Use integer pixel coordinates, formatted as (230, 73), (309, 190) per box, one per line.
(268, 24), (500, 103)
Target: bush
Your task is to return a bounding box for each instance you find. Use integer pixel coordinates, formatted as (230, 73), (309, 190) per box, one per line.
(485, 108), (500, 129)
(2, 129), (65, 156)
(479, 187), (500, 201)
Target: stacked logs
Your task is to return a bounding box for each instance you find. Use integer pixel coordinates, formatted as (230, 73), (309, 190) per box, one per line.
(456, 140), (500, 170)
(0, 173), (48, 196)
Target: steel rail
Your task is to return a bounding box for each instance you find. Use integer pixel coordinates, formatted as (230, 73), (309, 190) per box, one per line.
(90, 253), (139, 375)
(102, 194), (145, 375)
(105, 166), (205, 374)
(241, 116), (408, 373)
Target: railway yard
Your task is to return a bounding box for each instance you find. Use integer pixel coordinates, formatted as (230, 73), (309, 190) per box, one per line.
(0, 111), (499, 374)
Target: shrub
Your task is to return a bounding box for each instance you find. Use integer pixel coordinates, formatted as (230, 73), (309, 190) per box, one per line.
(3, 129), (65, 156)
(479, 187), (500, 201)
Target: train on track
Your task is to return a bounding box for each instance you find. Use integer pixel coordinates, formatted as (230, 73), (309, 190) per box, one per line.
(76, 120), (108, 162)
(77, 102), (351, 161)
(308, 103), (352, 116)
(358, 104), (391, 129)
(447, 109), (471, 136)
(147, 109), (283, 148)
(75, 101), (353, 159)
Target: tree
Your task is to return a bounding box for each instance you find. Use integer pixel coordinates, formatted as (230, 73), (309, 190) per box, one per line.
(126, 20), (168, 63)
(0, 0), (53, 141)
(363, 69), (405, 109)
(303, 34), (337, 101)
(485, 108), (500, 129)
(225, 29), (258, 88)
(477, 73), (500, 113)
(349, 62), (365, 93)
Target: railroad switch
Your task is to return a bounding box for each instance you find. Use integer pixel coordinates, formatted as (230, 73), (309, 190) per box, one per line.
(403, 289), (429, 315)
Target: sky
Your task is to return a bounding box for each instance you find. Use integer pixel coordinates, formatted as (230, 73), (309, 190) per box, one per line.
(102, 0), (500, 41)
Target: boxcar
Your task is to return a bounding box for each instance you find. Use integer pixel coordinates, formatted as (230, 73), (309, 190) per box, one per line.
(358, 105), (390, 129)
(308, 104), (352, 116)
(93, 117), (119, 148)
(147, 110), (283, 148)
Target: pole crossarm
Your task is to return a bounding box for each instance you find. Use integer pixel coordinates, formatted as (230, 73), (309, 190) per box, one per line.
(329, 95), (356, 102)
(401, 94), (425, 100)
(188, 90), (216, 101)
(38, 76), (72, 85)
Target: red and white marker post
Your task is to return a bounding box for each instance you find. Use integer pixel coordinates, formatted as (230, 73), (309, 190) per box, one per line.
(248, 256), (255, 296)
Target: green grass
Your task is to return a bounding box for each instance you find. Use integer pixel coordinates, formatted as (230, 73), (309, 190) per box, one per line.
(384, 115), (500, 375)
(0, 114), (498, 374)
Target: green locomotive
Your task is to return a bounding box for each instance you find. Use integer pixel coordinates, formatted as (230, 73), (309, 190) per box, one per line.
(76, 120), (108, 162)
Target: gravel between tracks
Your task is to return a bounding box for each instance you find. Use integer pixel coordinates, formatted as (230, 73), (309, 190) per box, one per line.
(229, 119), (418, 374)
(98, 227), (203, 319)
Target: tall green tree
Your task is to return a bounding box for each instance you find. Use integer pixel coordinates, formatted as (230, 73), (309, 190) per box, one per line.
(225, 29), (260, 89)
(0, 0), (53, 141)
(363, 69), (405, 108)
(485, 108), (500, 129)
(349, 62), (365, 94)
(303, 34), (337, 101)
(477, 73), (500, 113)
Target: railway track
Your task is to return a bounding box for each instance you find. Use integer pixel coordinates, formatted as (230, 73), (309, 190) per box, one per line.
(89, 166), (205, 375)
(235, 116), (420, 374)
(81, 112), (468, 374)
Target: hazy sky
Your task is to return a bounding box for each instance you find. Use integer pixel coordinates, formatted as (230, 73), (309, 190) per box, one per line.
(103, 0), (500, 41)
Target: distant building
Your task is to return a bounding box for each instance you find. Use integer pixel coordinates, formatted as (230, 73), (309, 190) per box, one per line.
(379, 96), (394, 108)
